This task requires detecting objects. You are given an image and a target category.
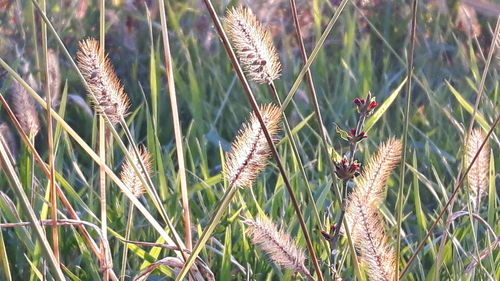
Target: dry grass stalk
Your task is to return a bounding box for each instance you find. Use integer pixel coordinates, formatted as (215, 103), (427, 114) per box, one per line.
(120, 146), (152, 198)
(47, 49), (61, 107)
(225, 104), (281, 188)
(466, 128), (489, 208)
(10, 79), (40, 137)
(243, 215), (312, 280)
(345, 139), (402, 281)
(225, 6), (281, 84)
(76, 38), (130, 125)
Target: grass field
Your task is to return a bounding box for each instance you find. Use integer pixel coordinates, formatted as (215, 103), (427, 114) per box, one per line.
(0, 0), (498, 280)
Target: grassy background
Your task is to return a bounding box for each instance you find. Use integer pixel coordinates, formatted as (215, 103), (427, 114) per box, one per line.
(0, 0), (498, 280)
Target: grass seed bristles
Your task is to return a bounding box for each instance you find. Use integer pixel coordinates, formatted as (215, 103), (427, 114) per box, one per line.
(466, 129), (490, 209)
(76, 38), (130, 125)
(120, 145), (152, 198)
(119, 145), (152, 280)
(345, 139), (401, 281)
(353, 138), (402, 208)
(243, 215), (314, 281)
(10, 79), (40, 137)
(225, 6), (281, 84)
(347, 200), (396, 281)
(47, 49), (61, 107)
(225, 104), (282, 188)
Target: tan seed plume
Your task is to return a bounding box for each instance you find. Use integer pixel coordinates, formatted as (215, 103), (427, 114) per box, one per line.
(47, 49), (61, 107)
(225, 104), (281, 188)
(466, 129), (490, 208)
(354, 138), (402, 208)
(345, 139), (402, 281)
(120, 146), (152, 198)
(76, 38), (130, 125)
(225, 6), (282, 84)
(243, 215), (312, 279)
(10, 79), (40, 137)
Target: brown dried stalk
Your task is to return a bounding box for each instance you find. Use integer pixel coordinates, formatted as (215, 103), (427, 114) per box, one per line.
(120, 145), (152, 198)
(76, 38), (130, 125)
(225, 104), (282, 188)
(10, 79), (40, 136)
(225, 6), (281, 84)
(243, 215), (314, 281)
(345, 139), (402, 281)
(466, 128), (490, 209)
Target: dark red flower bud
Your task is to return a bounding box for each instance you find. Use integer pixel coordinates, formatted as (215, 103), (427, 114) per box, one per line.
(368, 101), (378, 110)
(347, 129), (368, 143)
(335, 158), (361, 180)
(321, 230), (332, 241)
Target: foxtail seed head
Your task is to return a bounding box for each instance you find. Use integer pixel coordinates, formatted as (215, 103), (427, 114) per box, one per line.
(466, 129), (490, 208)
(10, 80), (40, 137)
(120, 146), (152, 198)
(225, 6), (281, 84)
(243, 215), (310, 277)
(225, 104), (281, 188)
(76, 38), (130, 125)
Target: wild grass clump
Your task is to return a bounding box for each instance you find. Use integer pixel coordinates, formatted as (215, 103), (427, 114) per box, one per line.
(0, 1), (497, 281)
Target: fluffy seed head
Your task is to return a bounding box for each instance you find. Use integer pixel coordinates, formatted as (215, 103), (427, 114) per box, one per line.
(347, 198), (396, 281)
(243, 215), (310, 276)
(47, 49), (61, 107)
(120, 146), (152, 198)
(354, 138), (402, 208)
(76, 38), (130, 125)
(455, 3), (481, 38)
(344, 139), (401, 281)
(466, 129), (490, 208)
(225, 6), (281, 84)
(225, 104), (281, 188)
(10, 80), (40, 137)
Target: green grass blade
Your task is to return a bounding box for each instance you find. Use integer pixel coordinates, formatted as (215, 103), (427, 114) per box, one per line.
(364, 77), (407, 132)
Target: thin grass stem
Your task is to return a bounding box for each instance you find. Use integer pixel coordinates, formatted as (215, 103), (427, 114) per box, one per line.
(158, 0), (192, 251)
(119, 203), (134, 281)
(40, 0), (59, 263)
(399, 114), (499, 279)
(0, 142), (65, 281)
(395, 1), (418, 278)
(176, 2), (324, 280)
(268, 82), (323, 229)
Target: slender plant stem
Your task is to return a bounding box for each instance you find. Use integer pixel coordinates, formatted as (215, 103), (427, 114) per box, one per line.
(396, 1), (417, 279)
(98, 1), (111, 280)
(435, 16), (500, 279)
(158, 0), (192, 251)
(329, 107), (366, 261)
(0, 143), (65, 281)
(268, 82), (323, 229)
(183, 2), (324, 281)
(40, 0), (59, 263)
(0, 61), (183, 261)
(288, 1), (362, 278)
(119, 203), (135, 281)
(0, 94), (103, 262)
(27, 2), (189, 265)
(399, 114), (500, 279)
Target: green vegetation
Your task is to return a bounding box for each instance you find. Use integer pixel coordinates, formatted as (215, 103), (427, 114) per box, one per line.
(0, 0), (497, 280)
